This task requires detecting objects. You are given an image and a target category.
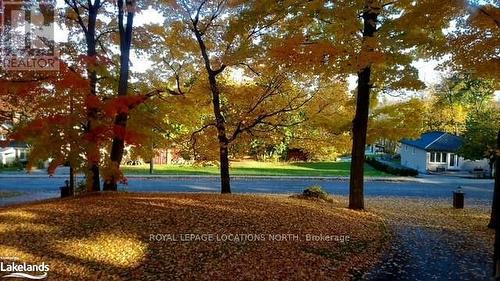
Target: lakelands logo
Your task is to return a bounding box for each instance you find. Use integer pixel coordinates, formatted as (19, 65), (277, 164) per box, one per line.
(0, 0), (59, 71)
(0, 261), (49, 279)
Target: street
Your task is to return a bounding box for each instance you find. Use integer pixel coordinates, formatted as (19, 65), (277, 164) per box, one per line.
(0, 174), (494, 207)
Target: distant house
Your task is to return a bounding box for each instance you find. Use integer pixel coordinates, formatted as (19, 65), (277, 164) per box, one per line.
(400, 131), (490, 174)
(0, 123), (29, 165)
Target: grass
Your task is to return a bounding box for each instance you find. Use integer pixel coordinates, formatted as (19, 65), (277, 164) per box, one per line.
(123, 160), (389, 177)
(0, 191), (24, 198)
(0, 193), (387, 280)
(0, 165), (24, 172)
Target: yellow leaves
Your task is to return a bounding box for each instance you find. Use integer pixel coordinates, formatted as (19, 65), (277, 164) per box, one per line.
(57, 233), (147, 267)
(0, 193), (387, 280)
(357, 51), (385, 70)
(368, 98), (425, 143)
(468, 4), (499, 29)
(0, 210), (38, 220)
(268, 35), (305, 64)
(356, 37), (385, 70)
(0, 223), (56, 234)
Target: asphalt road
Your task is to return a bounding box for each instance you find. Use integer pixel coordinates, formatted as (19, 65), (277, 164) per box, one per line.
(0, 174), (494, 207)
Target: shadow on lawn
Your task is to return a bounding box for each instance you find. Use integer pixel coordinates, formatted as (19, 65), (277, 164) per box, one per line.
(0, 193), (386, 280)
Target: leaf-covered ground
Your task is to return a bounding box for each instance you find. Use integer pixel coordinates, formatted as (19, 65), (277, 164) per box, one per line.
(359, 197), (494, 280)
(0, 193), (387, 280)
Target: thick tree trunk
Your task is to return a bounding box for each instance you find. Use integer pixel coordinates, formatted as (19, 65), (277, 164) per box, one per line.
(85, 3), (101, 192)
(348, 2), (378, 210)
(493, 130), (500, 279)
(103, 0), (134, 191)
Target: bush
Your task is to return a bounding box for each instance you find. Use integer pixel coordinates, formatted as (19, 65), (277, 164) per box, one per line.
(365, 157), (418, 177)
(75, 180), (87, 195)
(0, 160), (25, 171)
(302, 185), (329, 200)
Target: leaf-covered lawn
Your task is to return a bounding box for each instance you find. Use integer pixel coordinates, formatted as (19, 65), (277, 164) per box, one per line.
(0, 193), (387, 280)
(123, 160), (389, 177)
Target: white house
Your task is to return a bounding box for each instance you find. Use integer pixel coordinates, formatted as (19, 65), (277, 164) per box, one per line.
(400, 131), (490, 174)
(0, 124), (29, 165)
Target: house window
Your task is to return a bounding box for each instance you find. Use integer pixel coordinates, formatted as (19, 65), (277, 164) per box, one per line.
(430, 152), (447, 163)
(405, 145), (408, 151)
(441, 153), (447, 163)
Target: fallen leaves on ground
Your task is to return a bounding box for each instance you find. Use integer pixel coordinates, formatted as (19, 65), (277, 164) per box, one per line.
(356, 197), (494, 280)
(0, 193), (387, 281)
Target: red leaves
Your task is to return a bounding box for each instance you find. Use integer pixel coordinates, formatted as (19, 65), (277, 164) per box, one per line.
(112, 125), (144, 145)
(112, 125), (127, 140)
(78, 54), (113, 69)
(103, 96), (148, 117)
(0, 140), (10, 148)
(47, 157), (65, 175)
(84, 125), (111, 144)
(85, 95), (102, 109)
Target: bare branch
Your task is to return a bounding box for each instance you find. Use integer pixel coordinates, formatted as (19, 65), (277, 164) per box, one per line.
(238, 63), (260, 76)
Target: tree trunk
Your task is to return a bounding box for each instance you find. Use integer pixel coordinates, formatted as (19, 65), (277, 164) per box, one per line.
(69, 165), (75, 196)
(85, 2), (101, 192)
(103, 0), (135, 191)
(149, 137), (154, 174)
(348, 1), (378, 210)
(493, 130), (500, 279)
(218, 130), (231, 194)
(193, 25), (231, 194)
(209, 74), (231, 194)
(490, 139), (499, 228)
(490, 160), (495, 179)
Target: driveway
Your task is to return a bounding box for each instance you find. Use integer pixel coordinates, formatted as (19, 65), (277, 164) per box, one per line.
(0, 173), (493, 207)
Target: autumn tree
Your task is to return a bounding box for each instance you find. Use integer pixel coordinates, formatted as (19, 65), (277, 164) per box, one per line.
(156, 0), (325, 193)
(444, 4), (499, 272)
(287, 0), (465, 209)
(460, 106), (500, 177)
(448, 2), (499, 80)
(64, 0), (113, 192)
(10, 64), (91, 195)
(368, 98), (425, 154)
(103, 0), (137, 191)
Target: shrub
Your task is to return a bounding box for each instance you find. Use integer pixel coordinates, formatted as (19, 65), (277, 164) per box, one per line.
(302, 185), (329, 200)
(75, 180), (87, 195)
(0, 160), (25, 171)
(365, 157), (418, 177)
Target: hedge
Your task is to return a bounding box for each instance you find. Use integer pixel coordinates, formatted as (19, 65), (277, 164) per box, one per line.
(366, 157), (418, 177)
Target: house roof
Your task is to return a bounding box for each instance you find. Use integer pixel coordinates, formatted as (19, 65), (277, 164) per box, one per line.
(400, 131), (464, 152)
(1, 141), (28, 149)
